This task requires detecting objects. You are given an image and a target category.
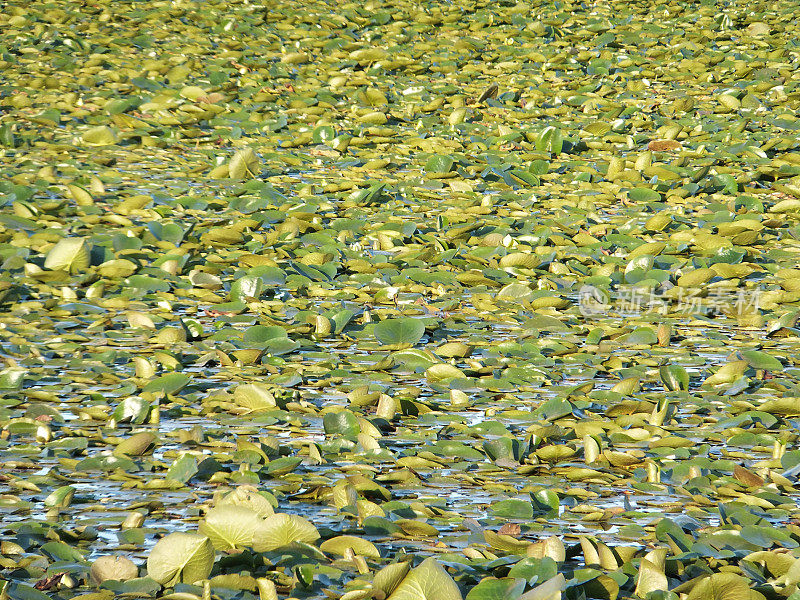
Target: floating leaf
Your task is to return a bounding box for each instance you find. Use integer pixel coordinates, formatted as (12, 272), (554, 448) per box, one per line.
(44, 485), (75, 508)
(44, 238), (90, 273)
(374, 318), (426, 346)
(319, 535), (380, 558)
(739, 350), (782, 372)
(686, 573), (757, 600)
(519, 574), (566, 600)
(232, 384), (277, 412)
(629, 187), (661, 202)
(114, 432), (157, 457)
(323, 409), (360, 437)
(143, 373), (190, 396)
(112, 397), (151, 424)
(660, 365), (689, 391)
(165, 454), (198, 483)
(230, 276), (265, 302)
(374, 562), (411, 598)
(199, 505), (263, 550)
(634, 548), (668, 597)
(466, 578), (525, 600)
(387, 557), (462, 600)
(82, 126), (118, 146)
(491, 499), (534, 519)
(229, 148), (260, 179)
(252, 513), (320, 551)
(91, 556), (139, 584)
(146, 533), (214, 587)
(425, 155), (455, 174)
(217, 485), (275, 517)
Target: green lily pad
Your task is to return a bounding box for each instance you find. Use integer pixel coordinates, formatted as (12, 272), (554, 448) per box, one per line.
(146, 533), (214, 587)
(44, 238), (90, 273)
(374, 318), (426, 346)
(323, 410), (360, 437)
(387, 557), (462, 600)
(252, 513), (320, 552)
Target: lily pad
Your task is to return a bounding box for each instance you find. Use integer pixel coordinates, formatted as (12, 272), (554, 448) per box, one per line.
(146, 533), (214, 587)
(374, 318), (426, 346)
(252, 513), (320, 551)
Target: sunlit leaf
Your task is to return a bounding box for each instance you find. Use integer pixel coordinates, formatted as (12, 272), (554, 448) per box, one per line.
(146, 533), (214, 586)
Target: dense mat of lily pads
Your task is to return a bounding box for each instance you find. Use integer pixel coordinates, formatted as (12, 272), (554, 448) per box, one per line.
(2, 0), (800, 598)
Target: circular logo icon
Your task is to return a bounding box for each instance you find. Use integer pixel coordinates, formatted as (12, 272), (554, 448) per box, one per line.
(578, 285), (610, 316)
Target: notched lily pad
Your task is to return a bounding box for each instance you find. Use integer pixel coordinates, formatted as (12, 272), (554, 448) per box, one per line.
(146, 533), (214, 587)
